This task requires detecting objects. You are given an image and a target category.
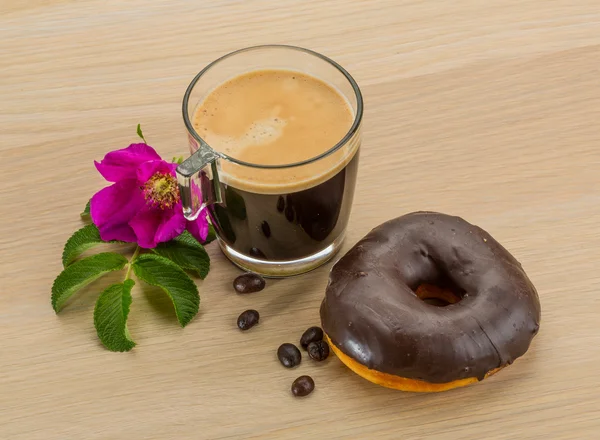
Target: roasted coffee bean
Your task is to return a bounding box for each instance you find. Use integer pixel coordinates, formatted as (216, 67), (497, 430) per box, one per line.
(300, 326), (324, 350)
(276, 196), (285, 212)
(277, 343), (302, 368)
(307, 340), (330, 361)
(249, 247), (267, 259)
(261, 221), (271, 238)
(233, 273), (266, 294)
(237, 309), (259, 330)
(291, 375), (315, 397)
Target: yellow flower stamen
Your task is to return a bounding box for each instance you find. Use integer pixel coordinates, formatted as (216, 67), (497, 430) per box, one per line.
(142, 172), (180, 209)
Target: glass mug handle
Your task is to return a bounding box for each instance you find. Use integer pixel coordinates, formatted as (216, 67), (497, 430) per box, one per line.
(176, 139), (222, 221)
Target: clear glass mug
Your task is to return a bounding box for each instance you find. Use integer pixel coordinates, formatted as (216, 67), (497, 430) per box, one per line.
(176, 45), (363, 277)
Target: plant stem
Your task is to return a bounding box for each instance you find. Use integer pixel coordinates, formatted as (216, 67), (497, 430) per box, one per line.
(125, 246), (141, 280)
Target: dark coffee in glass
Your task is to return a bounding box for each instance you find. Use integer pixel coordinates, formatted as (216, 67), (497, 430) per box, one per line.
(177, 46), (363, 277)
(210, 151), (359, 262)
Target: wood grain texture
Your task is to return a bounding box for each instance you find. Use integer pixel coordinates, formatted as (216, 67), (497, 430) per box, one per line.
(1, 1), (600, 439)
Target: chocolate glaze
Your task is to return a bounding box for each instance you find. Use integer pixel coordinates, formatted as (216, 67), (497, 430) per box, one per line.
(320, 212), (541, 384)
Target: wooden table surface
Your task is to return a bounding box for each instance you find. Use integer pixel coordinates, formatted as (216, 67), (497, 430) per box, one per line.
(2, 1), (600, 439)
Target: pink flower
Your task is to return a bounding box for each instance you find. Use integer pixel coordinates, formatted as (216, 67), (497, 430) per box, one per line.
(90, 143), (208, 248)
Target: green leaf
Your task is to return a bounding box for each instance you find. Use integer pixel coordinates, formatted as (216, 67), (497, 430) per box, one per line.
(132, 254), (199, 327)
(152, 230), (210, 279)
(51, 252), (129, 312)
(171, 156), (184, 164)
(136, 123), (147, 143)
(80, 200), (91, 218)
(62, 224), (124, 267)
(94, 280), (136, 352)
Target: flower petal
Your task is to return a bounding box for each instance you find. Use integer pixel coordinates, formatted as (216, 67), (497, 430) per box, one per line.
(129, 206), (185, 249)
(136, 160), (177, 182)
(95, 143), (162, 182)
(129, 208), (163, 249)
(186, 208), (210, 242)
(156, 209), (186, 244)
(90, 179), (146, 242)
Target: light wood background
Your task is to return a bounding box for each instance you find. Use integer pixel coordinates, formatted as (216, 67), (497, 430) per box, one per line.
(2, 1), (600, 439)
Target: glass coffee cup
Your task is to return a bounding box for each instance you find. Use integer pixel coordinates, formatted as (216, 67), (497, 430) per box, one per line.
(177, 45), (363, 277)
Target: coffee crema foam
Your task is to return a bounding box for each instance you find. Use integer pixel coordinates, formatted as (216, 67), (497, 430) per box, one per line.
(192, 69), (358, 194)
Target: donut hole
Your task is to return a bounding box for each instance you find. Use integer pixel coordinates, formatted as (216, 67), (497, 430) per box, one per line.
(415, 275), (466, 307)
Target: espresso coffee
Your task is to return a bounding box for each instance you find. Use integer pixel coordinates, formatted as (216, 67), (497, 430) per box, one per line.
(193, 69), (359, 261)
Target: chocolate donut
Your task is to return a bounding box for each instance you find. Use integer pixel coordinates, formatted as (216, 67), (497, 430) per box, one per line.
(320, 212), (541, 392)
